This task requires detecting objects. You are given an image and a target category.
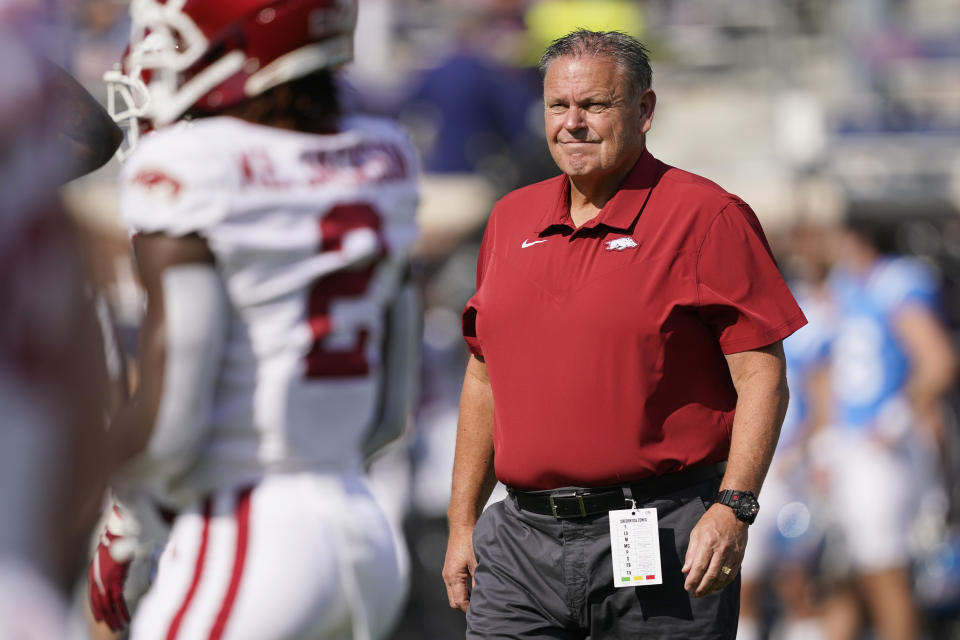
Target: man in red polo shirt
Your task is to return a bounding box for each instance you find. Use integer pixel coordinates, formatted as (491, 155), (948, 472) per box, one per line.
(442, 30), (807, 639)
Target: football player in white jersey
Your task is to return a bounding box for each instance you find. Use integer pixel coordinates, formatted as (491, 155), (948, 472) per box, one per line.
(88, 1), (420, 638)
(0, 2), (123, 638)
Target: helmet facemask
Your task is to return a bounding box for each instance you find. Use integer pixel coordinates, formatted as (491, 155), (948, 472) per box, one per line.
(104, 62), (150, 163)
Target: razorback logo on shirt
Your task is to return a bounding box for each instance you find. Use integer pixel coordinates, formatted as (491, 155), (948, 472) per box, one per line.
(131, 168), (182, 200)
(605, 237), (639, 251)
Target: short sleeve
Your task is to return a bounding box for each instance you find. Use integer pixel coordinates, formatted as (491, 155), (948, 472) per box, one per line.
(696, 203), (807, 354)
(118, 125), (232, 237)
(875, 258), (939, 315)
(462, 206), (497, 359)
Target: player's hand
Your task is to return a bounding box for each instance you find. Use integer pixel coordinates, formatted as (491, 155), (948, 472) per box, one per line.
(88, 506), (138, 631)
(681, 503), (746, 598)
(442, 525), (477, 612)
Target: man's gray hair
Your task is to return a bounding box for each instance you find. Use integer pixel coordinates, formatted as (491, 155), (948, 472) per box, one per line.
(538, 30), (652, 99)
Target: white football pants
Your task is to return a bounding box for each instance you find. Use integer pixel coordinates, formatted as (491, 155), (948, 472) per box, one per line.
(130, 472), (407, 640)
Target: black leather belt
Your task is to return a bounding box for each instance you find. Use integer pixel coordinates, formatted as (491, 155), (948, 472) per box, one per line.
(509, 462), (726, 519)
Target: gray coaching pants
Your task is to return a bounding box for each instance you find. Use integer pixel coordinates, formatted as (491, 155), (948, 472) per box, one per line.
(466, 476), (739, 639)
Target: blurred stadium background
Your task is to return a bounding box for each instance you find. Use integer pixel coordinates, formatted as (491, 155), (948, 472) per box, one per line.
(46, 0), (960, 638)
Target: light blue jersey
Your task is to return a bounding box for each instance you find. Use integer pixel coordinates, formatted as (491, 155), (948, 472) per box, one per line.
(829, 257), (940, 431)
(779, 283), (832, 450)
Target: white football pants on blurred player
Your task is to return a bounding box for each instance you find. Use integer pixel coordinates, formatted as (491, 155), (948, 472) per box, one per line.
(130, 473), (407, 640)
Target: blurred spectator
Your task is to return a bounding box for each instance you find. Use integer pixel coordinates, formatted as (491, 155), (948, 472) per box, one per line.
(401, 9), (538, 178)
(393, 8), (548, 259)
(833, 0), (960, 133)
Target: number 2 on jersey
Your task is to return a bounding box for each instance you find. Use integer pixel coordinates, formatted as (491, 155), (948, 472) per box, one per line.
(305, 203), (387, 378)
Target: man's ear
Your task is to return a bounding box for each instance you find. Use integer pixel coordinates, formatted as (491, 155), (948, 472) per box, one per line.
(639, 88), (657, 134)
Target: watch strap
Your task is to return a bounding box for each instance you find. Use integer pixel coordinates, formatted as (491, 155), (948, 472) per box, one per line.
(717, 489), (758, 524)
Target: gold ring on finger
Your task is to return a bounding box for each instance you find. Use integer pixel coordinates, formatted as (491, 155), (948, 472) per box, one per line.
(721, 565), (733, 576)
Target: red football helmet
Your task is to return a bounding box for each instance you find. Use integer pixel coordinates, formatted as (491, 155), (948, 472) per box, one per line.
(104, 0), (356, 159)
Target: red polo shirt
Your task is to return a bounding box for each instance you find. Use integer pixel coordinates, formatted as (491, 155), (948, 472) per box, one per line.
(462, 150), (807, 490)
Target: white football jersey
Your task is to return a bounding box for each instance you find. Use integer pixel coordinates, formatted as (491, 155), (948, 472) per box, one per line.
(118, 115), (420, 503)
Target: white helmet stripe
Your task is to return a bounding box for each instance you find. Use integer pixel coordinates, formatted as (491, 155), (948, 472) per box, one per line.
(150, 50), (246, 127)
(244, 37), (352, 98)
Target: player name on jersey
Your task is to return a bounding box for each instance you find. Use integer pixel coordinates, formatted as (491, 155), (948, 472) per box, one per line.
(239, 140), (410, 190)
(302, 141), (410, 184)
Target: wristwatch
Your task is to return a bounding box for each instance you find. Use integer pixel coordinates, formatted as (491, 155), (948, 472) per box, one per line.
(716, 489), (759, 524)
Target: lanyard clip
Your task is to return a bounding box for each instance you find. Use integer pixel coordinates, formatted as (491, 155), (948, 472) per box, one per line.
(622, 487), (637, 510)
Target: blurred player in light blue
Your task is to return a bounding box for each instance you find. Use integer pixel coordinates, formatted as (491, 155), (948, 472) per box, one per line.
(739, 227), (834, 640)
(821, 219), (956, 640)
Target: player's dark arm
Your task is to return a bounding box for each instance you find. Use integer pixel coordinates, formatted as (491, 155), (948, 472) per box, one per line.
(443, 355), (497, 612)
(44, 60), (123, 181)
(363, 277), (422, 461)
(108, 233), (225, 470)
(683, 341), (788, 597)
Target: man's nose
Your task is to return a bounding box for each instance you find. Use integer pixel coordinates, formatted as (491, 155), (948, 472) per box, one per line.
(563, 106), (586, 131)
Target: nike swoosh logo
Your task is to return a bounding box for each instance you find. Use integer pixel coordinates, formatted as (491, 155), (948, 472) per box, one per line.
(521, 239), (548, 248)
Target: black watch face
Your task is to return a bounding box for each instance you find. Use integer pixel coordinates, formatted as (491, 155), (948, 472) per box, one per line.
(736, 495), (759, 522)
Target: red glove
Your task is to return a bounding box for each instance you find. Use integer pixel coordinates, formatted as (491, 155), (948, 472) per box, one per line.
(88, 505), (136, 631)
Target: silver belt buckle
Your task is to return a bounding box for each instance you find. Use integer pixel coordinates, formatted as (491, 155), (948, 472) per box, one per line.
(549, 491), (587, 518)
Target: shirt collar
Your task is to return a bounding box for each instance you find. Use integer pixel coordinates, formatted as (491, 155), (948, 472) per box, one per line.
(535, 149), (662, 234)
